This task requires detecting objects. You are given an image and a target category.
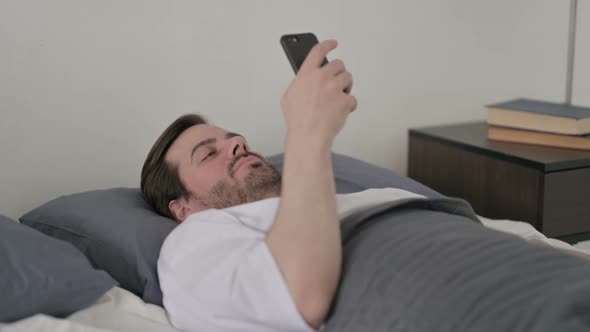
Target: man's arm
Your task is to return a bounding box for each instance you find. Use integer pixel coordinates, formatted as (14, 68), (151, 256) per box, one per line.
(266, 40), (357, 329)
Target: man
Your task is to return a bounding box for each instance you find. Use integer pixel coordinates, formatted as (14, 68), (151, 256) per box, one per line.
(142, 40), (353, 331)
(142, 40), (590, 332)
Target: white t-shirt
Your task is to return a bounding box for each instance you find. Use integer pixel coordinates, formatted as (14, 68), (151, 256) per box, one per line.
(158, 188), (554, 332)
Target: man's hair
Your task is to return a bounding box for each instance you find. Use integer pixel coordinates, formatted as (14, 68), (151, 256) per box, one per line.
(141, 114), (207, 218)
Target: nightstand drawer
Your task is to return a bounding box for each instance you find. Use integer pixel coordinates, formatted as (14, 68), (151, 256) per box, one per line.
(408, 134), (543, 227)
(543, 168), (590, 237)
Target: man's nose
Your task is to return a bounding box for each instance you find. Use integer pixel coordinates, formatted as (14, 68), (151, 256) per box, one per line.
(227, 137), (248, 158)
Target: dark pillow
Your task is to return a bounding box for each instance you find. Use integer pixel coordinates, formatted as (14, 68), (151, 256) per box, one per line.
(20, 153), (441, 307)
(0, 214), (116, 322)
(20, 188), (176, 306)
(267, 152), (443, 197)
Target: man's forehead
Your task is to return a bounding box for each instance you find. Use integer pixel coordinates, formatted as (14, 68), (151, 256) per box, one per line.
(166, 124), (227, 161)
(184, 124), (226, 140)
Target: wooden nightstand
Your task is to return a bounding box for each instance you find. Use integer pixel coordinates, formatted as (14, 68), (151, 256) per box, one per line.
(407, 121), (590, 241)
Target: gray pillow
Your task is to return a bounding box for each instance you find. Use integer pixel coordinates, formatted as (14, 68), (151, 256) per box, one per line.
(267, 152), (443, 197)
(20, 188), (175, 307)
(20, 153), (442, 307)
(0, 214), (116, 322)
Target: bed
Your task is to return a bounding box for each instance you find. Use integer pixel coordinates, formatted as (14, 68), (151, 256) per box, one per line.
(2, 152), (589, 331)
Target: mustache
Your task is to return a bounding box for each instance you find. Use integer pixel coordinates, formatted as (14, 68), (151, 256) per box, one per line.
(228, 152), (265, 175)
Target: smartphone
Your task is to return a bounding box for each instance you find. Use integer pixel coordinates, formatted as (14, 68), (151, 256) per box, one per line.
(280, 33), (329, 74)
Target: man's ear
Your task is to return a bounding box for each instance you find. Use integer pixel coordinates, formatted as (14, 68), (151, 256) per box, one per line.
(168, 199), (191, 223)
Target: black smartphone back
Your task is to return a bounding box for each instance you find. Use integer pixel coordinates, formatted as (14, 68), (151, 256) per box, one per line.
(280, 33), (329, 74)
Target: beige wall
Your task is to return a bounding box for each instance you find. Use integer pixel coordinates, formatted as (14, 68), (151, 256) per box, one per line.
(0, 0), (588, 220)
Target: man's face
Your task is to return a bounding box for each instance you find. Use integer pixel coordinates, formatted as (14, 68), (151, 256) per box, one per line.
(165, 124), (281, 221)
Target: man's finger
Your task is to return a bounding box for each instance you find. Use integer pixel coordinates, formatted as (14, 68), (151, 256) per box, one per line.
(322, 59), (346, 77)
(334, 71), (353, 92)
(348, 95), (358, 112)
(299, 40), (338, 74)
(344, 80), (353, 94)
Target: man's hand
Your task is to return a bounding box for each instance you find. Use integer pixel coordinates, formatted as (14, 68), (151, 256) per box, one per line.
(267, 39), (356, 328)
(280, 40), (357, 145)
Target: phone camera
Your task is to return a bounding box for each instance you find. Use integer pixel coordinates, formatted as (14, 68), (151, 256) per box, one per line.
(288, 36), (299, 44)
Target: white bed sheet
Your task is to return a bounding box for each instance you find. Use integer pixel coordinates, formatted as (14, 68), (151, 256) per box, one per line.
(478, 215), (590, 254)
(0, 287), (179, 332)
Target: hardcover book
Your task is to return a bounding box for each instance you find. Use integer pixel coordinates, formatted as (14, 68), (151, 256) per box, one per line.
(487, 99), (590, 135)
(488, 125), (590, 151)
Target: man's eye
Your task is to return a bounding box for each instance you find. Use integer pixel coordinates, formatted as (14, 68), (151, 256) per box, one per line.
(202, 151), (216, 161)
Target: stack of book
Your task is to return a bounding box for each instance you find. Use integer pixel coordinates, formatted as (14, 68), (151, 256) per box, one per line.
(486, 98), (590, 151)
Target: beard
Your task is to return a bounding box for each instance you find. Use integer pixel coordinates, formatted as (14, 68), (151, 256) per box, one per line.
(195, 154), (282, 210)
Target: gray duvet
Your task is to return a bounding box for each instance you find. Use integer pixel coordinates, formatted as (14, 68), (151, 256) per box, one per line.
(325, 197), (590, 332)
